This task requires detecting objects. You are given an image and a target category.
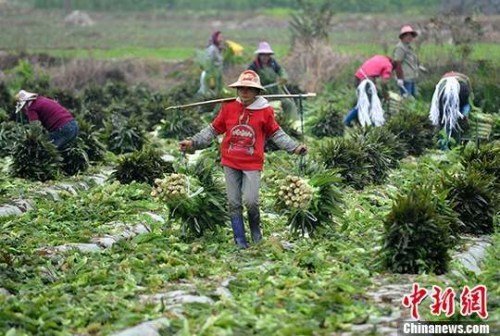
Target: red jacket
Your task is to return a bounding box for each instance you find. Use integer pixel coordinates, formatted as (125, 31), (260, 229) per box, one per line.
(355, 55), (393, 81)
(212, 97), (280, 171)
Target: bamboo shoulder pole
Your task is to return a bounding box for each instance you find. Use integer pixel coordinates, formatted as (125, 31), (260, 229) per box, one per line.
(166, 93), (317, 110)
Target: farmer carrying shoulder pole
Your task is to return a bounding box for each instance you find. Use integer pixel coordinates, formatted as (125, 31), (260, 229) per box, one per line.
(248, 41), (298, 120)
(393, 25), (419, 97)
(429, 71), (472, 150)
(15, 90), (79, 150)
(343, 55), (397, 127)
(179, 70), (307, 249)
(198, 31), (224, 97)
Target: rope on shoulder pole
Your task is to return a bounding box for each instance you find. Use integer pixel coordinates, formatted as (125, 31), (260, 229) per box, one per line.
(165, 93), (317, 110)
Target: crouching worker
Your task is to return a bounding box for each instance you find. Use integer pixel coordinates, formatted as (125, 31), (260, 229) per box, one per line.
(179, 70), (307, 249)
(344, 55), (398, 127)
(429, 71), (472, 150)
(15, 90), (79, 150)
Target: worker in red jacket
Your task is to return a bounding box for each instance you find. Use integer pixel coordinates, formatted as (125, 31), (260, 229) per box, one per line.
(180, 70), (307, 249)
(15, 90), (79, 150)
(343, 55), (398, 127)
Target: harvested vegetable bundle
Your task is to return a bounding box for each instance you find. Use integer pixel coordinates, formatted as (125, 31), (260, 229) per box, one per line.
(152, 173), (194, 201)
(382, 185), (452, 274)
(275, 170), (343, 236)
(112, 147), (173, 185)
(278, 175), (314, 210)
(152, 169), (227, 237)
(11, 124), (62, 181)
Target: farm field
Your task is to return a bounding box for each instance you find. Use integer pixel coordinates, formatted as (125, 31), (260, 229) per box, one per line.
(0, 2), (499, 336)
(1, 9), (500, 63)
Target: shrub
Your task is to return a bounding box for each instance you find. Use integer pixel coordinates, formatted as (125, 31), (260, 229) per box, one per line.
(0, 121), (23, 158)
(444, 169), (497, 235)
(365, 126), (407, 162)
(317, 137), (371, 189)
(461, 142), (499, 187)
(386, 105), (436, 156)
(10, 124), (62, 181)
(76, 118), (106, 162)
(308, 103), (345, 138)
(105, 115), (148, 154)
(158, 108), (203, 140)
(112, 147), (173, 185)
(349, 128), (396, 184)
(60, 138), (90, 176)
(383, 185), (452, 275)
(0, 82), (13, 112)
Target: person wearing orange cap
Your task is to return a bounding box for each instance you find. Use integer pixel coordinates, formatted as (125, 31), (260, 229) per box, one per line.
(393, 25), (419, 97)
(180, 70), (307, 249)
(248, 41), (297, 119)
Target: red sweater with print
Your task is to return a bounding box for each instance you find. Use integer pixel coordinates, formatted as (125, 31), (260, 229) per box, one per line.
(25, 96), (74, 132)
(212, 99), (280, 171)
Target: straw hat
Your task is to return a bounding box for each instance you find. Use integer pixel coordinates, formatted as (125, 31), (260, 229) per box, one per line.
(228, 70), (265, 90)
(399, 25), (418, 39)
(15, 90), (38, 113)
(254, 41), (274, 55)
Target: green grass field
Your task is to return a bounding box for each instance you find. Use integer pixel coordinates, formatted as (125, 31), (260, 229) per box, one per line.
(1, 8), (499, 64)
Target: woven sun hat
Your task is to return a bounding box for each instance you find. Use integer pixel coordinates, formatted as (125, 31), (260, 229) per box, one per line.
(254, 41), (274, 55)
(399, 25), (418, 39)
(228, 70), (265, 90)
(15, 90), (38, 113)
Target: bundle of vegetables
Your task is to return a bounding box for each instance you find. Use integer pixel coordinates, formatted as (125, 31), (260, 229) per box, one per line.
(386, 105), (436, 156)
(0, 120), (23, 158)
(317, 137), (372, 190)
(308, 103), (345, 138)
(348, 127), (398, 184)
(384, 91), (402, 118)
(443, 168), (497, 235)
(60, 138), (89, 176)
(112, 147), (173, 185)
(10, 124), (62, 181)
(275, 170), (343, 236)
(467, 111), (495, 141)
(75, 118), (106, 162)
(278, 175), (314, 210)
(382, 185), (452, 275)
(105, 115), (148, 154)
(461, 142), (499, 185)
(152, 173), (192, 201)
(152, 167), (227, 237)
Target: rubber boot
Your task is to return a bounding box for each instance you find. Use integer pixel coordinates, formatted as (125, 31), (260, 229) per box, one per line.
(248, 211), (262, 243)
(230, 215), (248, 249)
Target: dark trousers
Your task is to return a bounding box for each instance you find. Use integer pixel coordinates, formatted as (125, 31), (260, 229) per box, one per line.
(49, 119), (79, 150)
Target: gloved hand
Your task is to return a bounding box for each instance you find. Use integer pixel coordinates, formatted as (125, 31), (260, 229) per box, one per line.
(397, 79), (404, 88)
